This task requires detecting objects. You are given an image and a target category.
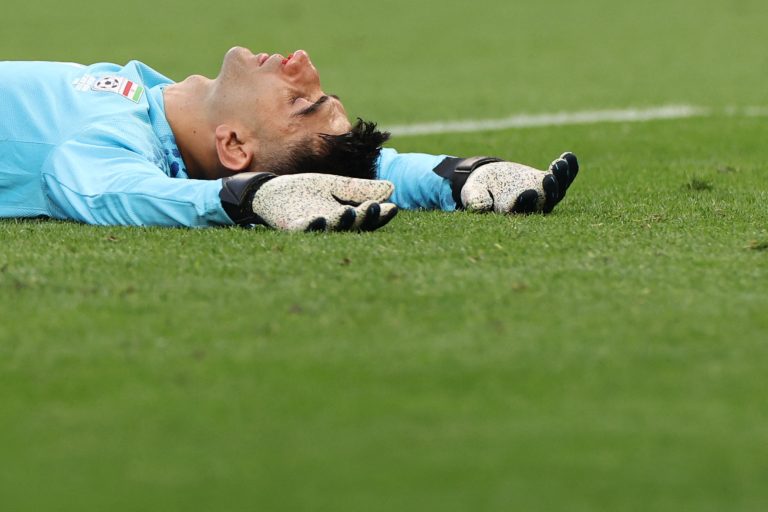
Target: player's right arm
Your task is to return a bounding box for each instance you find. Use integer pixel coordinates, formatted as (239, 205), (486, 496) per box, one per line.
(43, 135), (397, 231)
(43, 137), (233, 227)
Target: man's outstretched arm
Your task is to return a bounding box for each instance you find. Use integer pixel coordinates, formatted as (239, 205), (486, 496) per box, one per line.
(44, 137), (233, 227)
(376, 147), (579, 214)
(44, 137), (397, 231)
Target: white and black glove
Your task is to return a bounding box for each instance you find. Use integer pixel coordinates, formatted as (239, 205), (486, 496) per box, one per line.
(220, 172), (398, 232)
(433, 152), (579, 214)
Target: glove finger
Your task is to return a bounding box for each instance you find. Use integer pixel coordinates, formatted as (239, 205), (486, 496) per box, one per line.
(461, 181), (494, 212)
(369, 203), (398, 231)
(304, 217), (328, 232)
(324, 205), (358, 231)
(287, 211), (355, 232)
(551, 152), (579, 200)
(281, 215), (327, 232)
(359, 202), (399, 231)
(542, 174), (560, 214)
(326, 177), (395, 204)
(511, 189), (541, 214)
(351, 200), (378, 230)
(560, 152), (579, 181)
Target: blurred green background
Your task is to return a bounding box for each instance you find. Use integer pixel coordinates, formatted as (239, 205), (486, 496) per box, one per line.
(3, 0), (766, 124)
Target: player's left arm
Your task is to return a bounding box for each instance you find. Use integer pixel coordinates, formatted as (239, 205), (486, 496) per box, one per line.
(376, 147), (579, 214)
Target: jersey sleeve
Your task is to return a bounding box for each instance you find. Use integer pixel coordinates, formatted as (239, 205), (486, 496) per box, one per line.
(42, 137), (234, 227)
(375, 148), (457, 211)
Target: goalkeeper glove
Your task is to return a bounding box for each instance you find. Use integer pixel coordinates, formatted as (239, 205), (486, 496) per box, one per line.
(220, 172), (398, 232)
(433, 152), (579, 214)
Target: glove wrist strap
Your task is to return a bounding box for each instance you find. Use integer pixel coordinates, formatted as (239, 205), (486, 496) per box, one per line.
(432, 156), (503, 208)
(220, 172), (278, 226)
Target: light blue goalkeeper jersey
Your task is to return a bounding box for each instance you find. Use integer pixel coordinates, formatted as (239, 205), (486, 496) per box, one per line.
(0, 60), (456, 227)
(377, 148), (455, 211)
(0, 60), (233, 226)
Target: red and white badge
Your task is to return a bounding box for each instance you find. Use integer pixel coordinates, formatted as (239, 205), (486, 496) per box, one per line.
(72, 74), (145, 103)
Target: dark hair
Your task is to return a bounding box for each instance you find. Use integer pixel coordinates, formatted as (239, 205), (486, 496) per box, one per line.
(267, 118), (390, 179)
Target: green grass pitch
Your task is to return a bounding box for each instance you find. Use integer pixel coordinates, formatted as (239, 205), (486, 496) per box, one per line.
(2, 0), (768, 510)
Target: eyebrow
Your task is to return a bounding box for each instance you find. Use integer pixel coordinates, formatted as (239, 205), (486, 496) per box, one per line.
(293, 94), (340, 118)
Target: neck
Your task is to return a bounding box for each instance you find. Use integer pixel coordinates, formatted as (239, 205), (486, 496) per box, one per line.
(164, 76), (231, 180)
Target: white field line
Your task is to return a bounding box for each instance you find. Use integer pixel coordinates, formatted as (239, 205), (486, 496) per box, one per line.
(386, 105), (767, 137)
(740, 106), (768, 117)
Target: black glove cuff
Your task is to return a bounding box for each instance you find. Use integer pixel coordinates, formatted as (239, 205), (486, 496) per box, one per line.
(432, 156), (504, 208)
(220, 172), (278, 226)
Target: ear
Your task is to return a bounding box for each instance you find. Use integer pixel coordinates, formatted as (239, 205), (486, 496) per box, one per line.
(214, 124), (255, 172)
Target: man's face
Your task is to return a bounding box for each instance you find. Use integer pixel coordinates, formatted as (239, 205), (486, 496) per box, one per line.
(214, 47), (351, 169)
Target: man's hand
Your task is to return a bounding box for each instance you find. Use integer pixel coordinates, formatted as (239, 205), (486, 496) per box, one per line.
(220, 172), (398, 232)
(433, 152), (579, 214)
(252, 174), (397, 231)
(461, 152), (579, 214)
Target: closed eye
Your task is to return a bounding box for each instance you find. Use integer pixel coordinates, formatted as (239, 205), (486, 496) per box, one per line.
(292, 94), (340, 118)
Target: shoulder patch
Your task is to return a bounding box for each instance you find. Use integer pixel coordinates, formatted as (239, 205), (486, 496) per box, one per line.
(72, 74), (144, 103)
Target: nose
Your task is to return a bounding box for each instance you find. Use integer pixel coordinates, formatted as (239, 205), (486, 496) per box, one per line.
(292, 49), (310, 62)
(283, 49), (319, 82)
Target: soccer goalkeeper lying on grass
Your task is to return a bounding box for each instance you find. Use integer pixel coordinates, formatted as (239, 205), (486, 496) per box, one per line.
(0, 47), (578, 232)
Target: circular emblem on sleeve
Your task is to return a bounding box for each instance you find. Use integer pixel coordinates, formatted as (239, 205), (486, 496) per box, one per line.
(92, 76), (123, 92)
(83, 75), (145, 103)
